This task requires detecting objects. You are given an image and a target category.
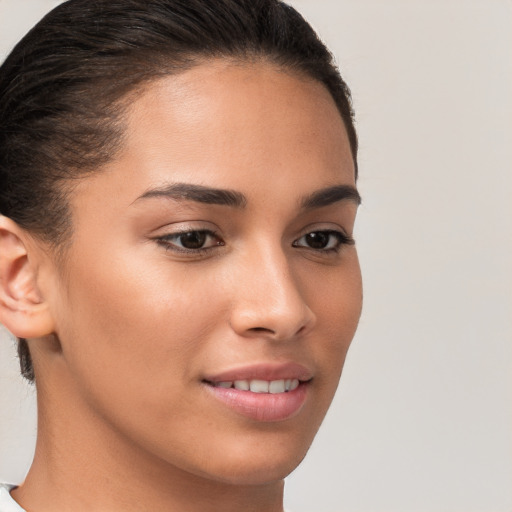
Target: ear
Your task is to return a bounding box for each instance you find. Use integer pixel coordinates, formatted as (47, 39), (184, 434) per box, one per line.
(0, 215), (55, 338)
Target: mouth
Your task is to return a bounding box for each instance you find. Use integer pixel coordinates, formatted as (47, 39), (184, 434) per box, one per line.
(202, 362), (313, 422)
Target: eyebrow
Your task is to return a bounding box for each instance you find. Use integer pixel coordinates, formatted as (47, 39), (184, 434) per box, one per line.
(136, 183), (247, 208)
(300, 184), (361, 209)
(135, 182), (361, 209)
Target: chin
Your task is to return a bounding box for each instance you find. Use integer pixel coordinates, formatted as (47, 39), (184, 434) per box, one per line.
(183, 431), (313, 486)
(207, 455), (307, 486)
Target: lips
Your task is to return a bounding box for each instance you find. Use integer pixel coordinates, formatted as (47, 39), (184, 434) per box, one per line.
(203, 362), (312, 422)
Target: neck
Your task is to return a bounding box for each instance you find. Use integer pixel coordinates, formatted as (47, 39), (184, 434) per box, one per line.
(13, 379), (285, 512)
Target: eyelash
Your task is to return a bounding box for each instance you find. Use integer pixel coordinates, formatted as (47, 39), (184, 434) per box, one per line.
(156, 229), (224, 254)
(292, 230), (355, 253)
(156, 228), (354, 255)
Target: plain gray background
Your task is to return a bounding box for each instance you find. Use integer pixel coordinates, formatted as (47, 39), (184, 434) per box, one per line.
(1, 1), (511, 511)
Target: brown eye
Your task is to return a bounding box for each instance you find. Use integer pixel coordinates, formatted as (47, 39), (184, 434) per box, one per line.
(179, 231), (207, 249)
(293, 230), (353, 251)
(304, 232), (330, 249)
(158, 230), (224, 252)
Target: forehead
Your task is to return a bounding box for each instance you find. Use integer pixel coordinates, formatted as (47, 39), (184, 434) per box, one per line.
(71, 60), (355, 217)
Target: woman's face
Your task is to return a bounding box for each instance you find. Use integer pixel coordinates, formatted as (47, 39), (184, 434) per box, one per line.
(44, 60), (362, 484)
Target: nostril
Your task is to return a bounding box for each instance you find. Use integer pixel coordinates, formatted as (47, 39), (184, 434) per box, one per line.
(248, 327), (275, 334)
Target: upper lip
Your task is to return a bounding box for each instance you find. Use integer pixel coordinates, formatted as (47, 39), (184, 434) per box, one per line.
(203, 362), (313, 383)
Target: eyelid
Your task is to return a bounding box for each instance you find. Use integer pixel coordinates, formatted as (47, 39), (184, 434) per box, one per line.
(149, 219), (218, 235)
(294, 221), (353, 240)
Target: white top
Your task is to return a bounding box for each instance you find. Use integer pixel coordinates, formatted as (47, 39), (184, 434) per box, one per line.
(0, 485), (24, 512)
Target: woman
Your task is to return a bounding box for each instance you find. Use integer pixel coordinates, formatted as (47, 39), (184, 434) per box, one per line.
(0, 0), (362, 510)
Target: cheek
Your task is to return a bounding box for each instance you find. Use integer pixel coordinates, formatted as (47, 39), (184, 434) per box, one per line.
(309, 250), (362, 324)
(51, 251), (230, 468)
(55, 248), (222, 400)
(307, 252), (362, 381)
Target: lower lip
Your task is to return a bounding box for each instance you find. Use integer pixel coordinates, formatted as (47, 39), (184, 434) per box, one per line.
(205, 382), (309, 422)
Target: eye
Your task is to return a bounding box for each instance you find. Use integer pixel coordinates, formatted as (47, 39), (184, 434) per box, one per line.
(157, 229), (224, 252)
(292, 230), (354, 252)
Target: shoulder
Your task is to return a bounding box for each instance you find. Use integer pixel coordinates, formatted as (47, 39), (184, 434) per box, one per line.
(0, 485), (25, 512)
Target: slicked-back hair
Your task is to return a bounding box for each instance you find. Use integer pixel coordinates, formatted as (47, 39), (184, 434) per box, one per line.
(0, 0), (357, 382)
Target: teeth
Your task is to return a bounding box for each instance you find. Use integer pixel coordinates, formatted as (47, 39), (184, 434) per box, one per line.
(269, 380), (286, 393)
(250, 379), (269, 393)
(213, 378), (301, 394)
(234, 380), (250, 391)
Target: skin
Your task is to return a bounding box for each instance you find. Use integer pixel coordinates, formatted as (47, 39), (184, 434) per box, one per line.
(0, 60), (362, 512)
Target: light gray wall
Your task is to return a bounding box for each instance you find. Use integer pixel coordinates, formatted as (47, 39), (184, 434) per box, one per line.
(1, 1), (511, 511)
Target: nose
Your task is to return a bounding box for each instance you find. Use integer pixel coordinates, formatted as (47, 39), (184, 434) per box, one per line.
(229, 246), (316, 341)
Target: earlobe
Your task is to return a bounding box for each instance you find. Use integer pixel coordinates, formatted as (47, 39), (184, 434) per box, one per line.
(0, 215), (55, 338)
